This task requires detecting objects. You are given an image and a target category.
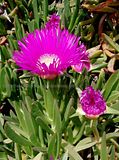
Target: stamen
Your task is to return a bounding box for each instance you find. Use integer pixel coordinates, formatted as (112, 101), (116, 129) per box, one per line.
(37, 54), (60, 68)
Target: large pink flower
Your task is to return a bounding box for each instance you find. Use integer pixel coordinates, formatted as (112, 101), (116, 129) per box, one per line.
(13, 14), (90, 79)
(80, 86), (106, 118)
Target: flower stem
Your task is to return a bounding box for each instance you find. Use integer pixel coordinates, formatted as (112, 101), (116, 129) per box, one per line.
(91, 119), (100, 142)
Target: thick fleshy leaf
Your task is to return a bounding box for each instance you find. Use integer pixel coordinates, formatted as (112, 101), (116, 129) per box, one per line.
(33, 152), (44, 160)
(102, 33), (119, 52)
(0, 152), (7, 160)
(106, 106), (119, 115)
(102, 70), (119, 100)
(36, 117), (53, 134)
(5, 123), (31, 146)
(62, 141), (83, 160)
(15, 143), (22, 160)
(48, 133), (61, 159)
(75, 137), (96, 152)
(32, 0), (39, 28)
(100, 132), (108, 160)
(14, 15), (24, 40)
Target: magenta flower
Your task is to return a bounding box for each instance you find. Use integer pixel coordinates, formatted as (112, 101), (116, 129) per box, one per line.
(13, 14), (89, 79)
(45, 13), (60, 30)
(80, 86), (106, 118)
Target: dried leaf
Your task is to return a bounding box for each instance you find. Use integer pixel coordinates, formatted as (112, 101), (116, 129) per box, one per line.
(107, 57), (116, 73)
(0, 36), (7, 45)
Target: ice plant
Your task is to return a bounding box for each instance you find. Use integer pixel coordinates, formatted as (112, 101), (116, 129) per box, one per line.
(13, 14), (90, 79)
(45, 13), (60, 30)
(80, 86), (106, 118)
